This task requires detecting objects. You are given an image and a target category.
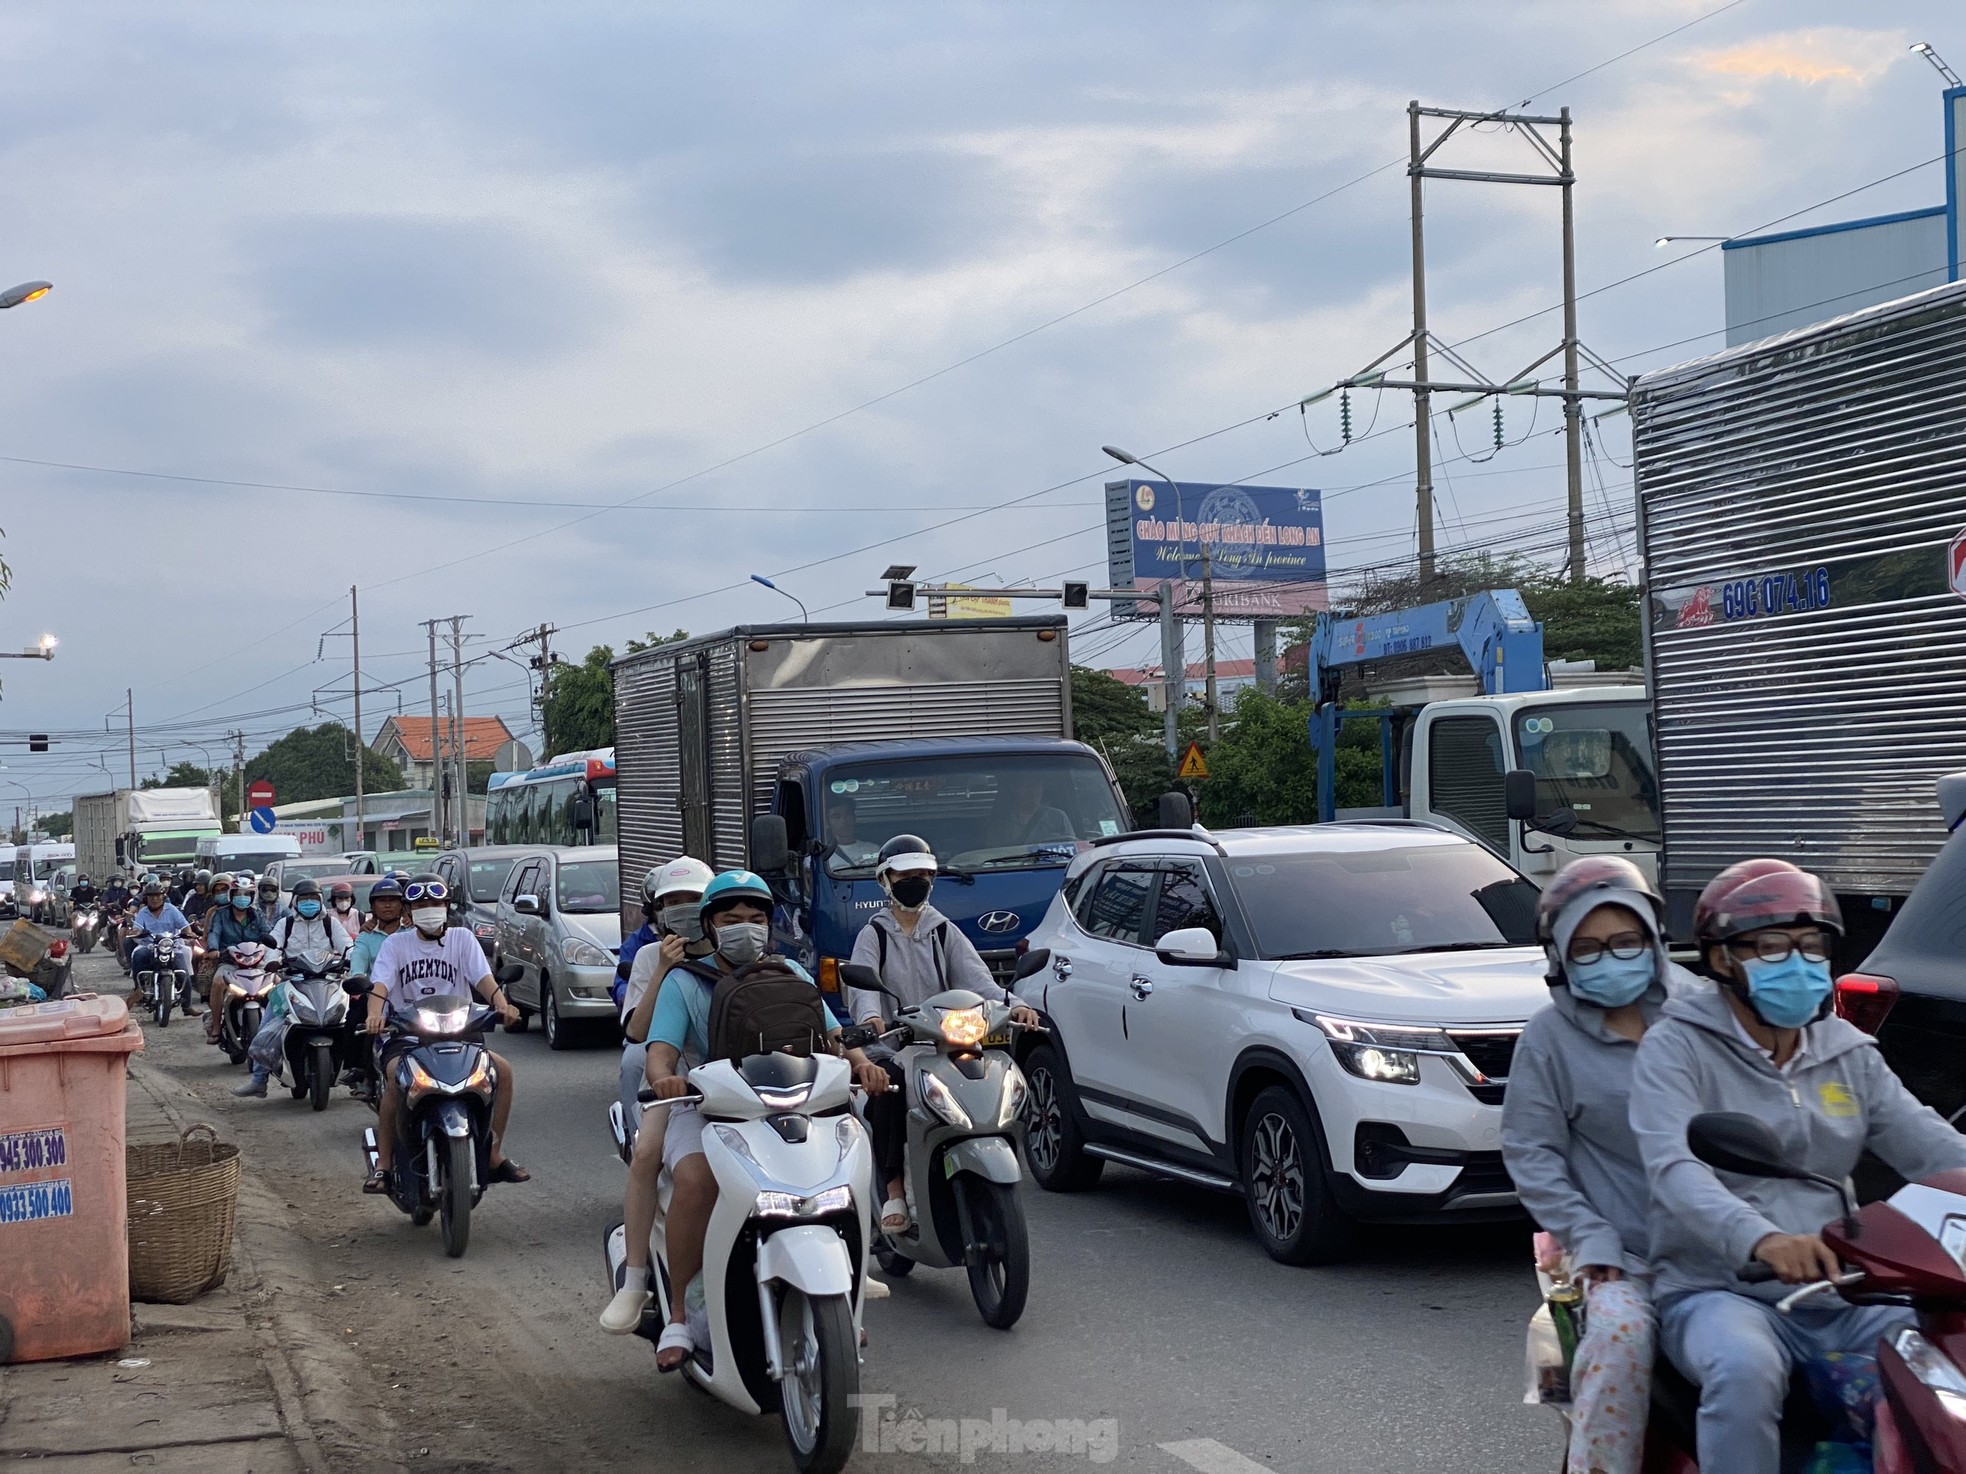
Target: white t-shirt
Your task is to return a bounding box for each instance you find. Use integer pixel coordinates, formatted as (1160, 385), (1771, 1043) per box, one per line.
(372, 926), (492, 1012)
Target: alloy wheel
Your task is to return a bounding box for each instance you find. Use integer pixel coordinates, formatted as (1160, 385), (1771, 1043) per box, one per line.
(1025, 1066), (1062, 1175)
(1248, 1111), (1305, 1243)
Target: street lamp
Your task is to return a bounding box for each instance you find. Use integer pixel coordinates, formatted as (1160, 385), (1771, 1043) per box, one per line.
(1654, 236), (1731, 248)
(0, 633), (56, 661)
(749, 573), (810, 623)
(1103, 444), (1222, 744)
(0, 281), (51, 310)
(1911, 41), (1963, 87)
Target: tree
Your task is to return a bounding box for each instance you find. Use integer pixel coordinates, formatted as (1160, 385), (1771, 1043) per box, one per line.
(243, 724), (404, 807)
(39, 811), (71, 839)
(1069, 665), (1175, 824)
(540, 630), (688, 757)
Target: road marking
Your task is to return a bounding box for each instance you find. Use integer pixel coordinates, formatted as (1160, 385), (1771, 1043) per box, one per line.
(1160, 1439), (1273, 1474)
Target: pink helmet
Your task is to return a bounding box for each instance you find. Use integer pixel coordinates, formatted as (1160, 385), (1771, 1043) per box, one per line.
(1534, 855), (1662, 945)
(1692, 859), (1842, 947)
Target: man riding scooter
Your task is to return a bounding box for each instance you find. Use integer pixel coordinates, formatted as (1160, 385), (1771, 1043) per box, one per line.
(1630, 859), (1966, 1474)
(127, 878), (195, 1015)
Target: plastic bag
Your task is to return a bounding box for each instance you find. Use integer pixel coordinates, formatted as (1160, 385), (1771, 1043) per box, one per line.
(247, 1009), (286, 1078)
(1525, 1302), (1571, 1405)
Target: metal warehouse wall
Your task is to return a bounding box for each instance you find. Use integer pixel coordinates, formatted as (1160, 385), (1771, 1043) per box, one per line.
(1723, 209), (1950, 348)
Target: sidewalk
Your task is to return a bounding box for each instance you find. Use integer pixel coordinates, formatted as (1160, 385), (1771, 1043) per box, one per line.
(0, 1052), (325, 1473)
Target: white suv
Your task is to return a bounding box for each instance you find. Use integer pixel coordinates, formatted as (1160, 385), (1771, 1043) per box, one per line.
(1015, 821), (1552, 1264)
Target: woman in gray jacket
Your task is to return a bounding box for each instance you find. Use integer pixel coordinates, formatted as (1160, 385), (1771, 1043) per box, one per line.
(1503, 857), (1678, 1474)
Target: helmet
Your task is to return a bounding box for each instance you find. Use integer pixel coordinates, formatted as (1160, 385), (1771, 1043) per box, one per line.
(234, 872), (256, 891)
(381, 869), (412, 888)
(210, 872), (232, 893)
(291, 877), (322, 901)
(405, 872), (451, 905)
(329, 880), (354, 902)
(699, 869), (774, 923)
(194, 868), (212, 888)
(1693, 859), (1843, 947)
(874, 834), (937, 881)
(1534, 856), (1662, 944)
(644, 856), (715, 907)
(177, 867), (194, 884)
(257, 874), (280, 897)
(141, 877), (167, 898)
(369, 875), (406, 903)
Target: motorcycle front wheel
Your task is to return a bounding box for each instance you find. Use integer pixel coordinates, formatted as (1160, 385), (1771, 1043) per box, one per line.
(155, 984), (171, 1029)
(439, 1134), (473, 1258)
(309, 1041), (333, 1112)
(959, 1177), (1030, 1330)
(872, 1237), (915, 1278)
(776, 1288), (858, 1474)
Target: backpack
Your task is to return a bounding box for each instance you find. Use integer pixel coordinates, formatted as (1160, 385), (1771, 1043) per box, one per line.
(706, 957), (830, 1062)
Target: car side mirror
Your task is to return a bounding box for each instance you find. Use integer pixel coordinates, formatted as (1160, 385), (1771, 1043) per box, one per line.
(1687, 1112), (1803, 1180)
(1157, 791), (1193, 829)
(1504, 769), (1539, 822)
(513, 894), (543, 918)
(1013, 948), (1050, 982)
(751, 814), (791, 875)
(1156, 926), (1234, 969)
(496, 961), (524, 985)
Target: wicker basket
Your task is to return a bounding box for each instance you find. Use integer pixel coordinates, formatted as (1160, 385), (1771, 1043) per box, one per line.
(126, 1124), (241, 1304)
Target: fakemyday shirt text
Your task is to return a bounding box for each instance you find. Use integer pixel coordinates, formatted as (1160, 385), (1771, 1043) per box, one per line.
(371, 927), (492, 1012)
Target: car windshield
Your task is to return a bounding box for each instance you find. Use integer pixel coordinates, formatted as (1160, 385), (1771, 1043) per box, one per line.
(1232, 842), (1540, 959)
(284, 861), (352, 883)
(0, 862), (12, 881)
(1513, 701), (1661, 841)
(468, 859), (514, 902)
(821, 753), (1127, 877)
(219, 852), (296, 874)
(556, 861), (620, 914)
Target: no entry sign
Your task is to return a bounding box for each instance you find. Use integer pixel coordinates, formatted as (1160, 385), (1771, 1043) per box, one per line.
(246, 779), (275, 808)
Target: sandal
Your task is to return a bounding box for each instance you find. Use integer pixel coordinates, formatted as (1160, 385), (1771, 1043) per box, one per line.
(362, 1167), (389, 1195)
(488, 1159), (531, 1184)
(880, 1197), (909, 1234)
(655, 1320), (695, 1373)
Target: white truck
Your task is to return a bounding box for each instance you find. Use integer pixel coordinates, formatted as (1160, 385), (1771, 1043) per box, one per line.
(73, 787), (223, 880)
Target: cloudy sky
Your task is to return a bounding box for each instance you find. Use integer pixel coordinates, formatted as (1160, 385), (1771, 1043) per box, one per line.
(0, 0), (1956, 811)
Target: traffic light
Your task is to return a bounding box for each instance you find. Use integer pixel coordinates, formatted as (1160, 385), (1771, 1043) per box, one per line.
(1062, 582), (1089, 611)
(885, 581), (917, 612)
(27, 734), (47, 753)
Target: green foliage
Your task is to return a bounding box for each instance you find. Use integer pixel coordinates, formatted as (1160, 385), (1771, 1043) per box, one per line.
(542, 631), (688, 757)
(39, 811), (71, 839)
(1069, 665), (1175, 824)
(1521, 575), (1642, 671)
(466, 759), (497, 795)
(242, 725), (405, 807)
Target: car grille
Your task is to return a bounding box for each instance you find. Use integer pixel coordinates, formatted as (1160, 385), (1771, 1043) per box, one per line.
(1464, 1082), (1507, 1106)
(1448, 1153), (1514, 1199)
(979, 948), (1019, 987)
(1449, 1031), (1519, 1082)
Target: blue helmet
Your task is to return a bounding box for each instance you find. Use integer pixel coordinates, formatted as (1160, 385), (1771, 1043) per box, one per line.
(369, 875), (405, 902)
(699, 869), (773, 924)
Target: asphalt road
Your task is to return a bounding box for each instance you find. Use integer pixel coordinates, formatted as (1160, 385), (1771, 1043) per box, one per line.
(89, 946), (1563, 1473)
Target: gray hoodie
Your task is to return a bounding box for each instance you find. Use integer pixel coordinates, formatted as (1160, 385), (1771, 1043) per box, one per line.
(1502, 981), (1668, 1275)
(1629, 985), (1966, 1304)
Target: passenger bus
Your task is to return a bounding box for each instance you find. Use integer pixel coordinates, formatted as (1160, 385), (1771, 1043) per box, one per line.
(484, 748), (618, 848)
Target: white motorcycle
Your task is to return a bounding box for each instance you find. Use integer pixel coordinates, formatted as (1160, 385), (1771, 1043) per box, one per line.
(606, 1052), (873, 1474)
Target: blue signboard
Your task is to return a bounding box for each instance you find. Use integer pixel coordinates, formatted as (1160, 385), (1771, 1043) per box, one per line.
(1105, 479), (1327, 619)
(248, 806), (277, 834)
(0, 1178), (72, 1225)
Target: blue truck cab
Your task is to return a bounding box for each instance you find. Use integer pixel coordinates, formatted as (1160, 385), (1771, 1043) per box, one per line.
(748, 735), (1131, 1002)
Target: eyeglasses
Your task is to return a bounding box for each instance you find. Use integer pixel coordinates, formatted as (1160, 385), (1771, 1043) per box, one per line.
(1566, 931), (1650, 964)
(1727, 931), (1832, 964)
(403, 880), (449, 903)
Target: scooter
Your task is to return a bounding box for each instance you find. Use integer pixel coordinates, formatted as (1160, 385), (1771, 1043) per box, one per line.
(134, 930), (193, 1028)
(359, 988), (499, 1258)
(604, 1052), (873, 1474)
(214, 942), (279, 1065)
(275, 951), (351, 1111)
(70, 906), (99, 955)
(1549, 1113), (1966, 1472)
(839, 960), (1035, 1330)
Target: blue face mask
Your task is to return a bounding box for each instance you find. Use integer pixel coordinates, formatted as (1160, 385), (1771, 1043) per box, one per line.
(295, 899), (321, 918)
(231, 894), (251, 910)
(1741, 952), (1832, 1029)
(1564, 951), (1654, 1008)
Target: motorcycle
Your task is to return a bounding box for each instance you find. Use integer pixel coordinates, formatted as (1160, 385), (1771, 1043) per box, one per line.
(133, 930), (193, 1028)
(359, 987), (500, 1258)
(839, 960), (1035, 1330)
(214, 942), (278, 1065)
(604, 1053), (873, 1474)
(69, 906), (99, 955)
(275, 950), (351, 1111)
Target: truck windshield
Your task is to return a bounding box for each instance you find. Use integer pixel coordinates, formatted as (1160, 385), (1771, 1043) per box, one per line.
(1512, 701), (1661, 842)
(1236, 842), (1540, 959)
(821, 753), (1127, 877)
(139, 837), (204, 864)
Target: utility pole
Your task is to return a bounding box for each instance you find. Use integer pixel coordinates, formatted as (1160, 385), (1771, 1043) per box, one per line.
(520, 622), (556, 757)
(423, 619), (443, 843)
(446, 615), (470, 847)
(1557, 107), (1585, 583)
(1199, 544), (1220, 742)
(125, 689), (136, 789)
(1409, 99), (1436, 585)
(351, 586), (365, 846)
(231, 729), (246, 821)
(1156, 581), (1183, 760)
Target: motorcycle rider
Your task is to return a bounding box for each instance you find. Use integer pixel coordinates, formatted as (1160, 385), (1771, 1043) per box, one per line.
(127, 878), (195, 1012)
(203, 874), (276, 1043)
(361, 874), (528, 1193)
(599, 856), (714, 1334)
(180, 869), (216, 927)
(169, 867), (196, 907)
(344, 874), (410, 1094)
(68, 872), (98, 911)
(235, 878), (356, 1098)
(642, 870), (889, 1370)
(1630, 859), (1966, 1474)
(847, 835), (1038, 1234)
(1502, 857), (1679, 1474)
(252, 873), (286, 931)
(328, 879), (361, 935)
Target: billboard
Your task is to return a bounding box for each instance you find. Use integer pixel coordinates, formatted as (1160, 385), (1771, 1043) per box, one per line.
(1105, 479), (1328, 620)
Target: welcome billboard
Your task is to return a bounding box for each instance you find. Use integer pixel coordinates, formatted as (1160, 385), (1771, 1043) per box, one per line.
(1104, 479), (1329, 619)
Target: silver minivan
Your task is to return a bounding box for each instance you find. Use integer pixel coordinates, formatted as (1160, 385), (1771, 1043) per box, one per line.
(494, 845), (621, 1050)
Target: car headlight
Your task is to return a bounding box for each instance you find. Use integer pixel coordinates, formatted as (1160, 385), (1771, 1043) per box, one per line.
(754, 1185), (854, 1219)
(939, 1006), (988, 1047)
(919, 1071), (973, 1129)
(1306, 1013), (1456, 1087)
(560, 936), (613, 967)
(998, 1064), (1029, 1128)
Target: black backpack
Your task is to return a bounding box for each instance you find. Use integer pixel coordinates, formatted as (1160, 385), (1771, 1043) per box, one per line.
(706, 958), (830, 1062)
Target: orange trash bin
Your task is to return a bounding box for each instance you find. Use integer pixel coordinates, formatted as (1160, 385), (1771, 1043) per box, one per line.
(0, 993), (144, 1362)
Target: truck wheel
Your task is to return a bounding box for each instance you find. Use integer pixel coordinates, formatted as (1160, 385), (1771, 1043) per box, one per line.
(1240, 1086), (1353, 1265)
(1020, 1044), (1103, 1192)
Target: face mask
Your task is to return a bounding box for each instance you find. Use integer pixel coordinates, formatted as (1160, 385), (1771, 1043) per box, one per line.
(715, 921), (768, 966)
(1563, 951), (1654, 1009)
(889, 876), (933, 910)
(296, 899), (321, 918)
(333, 898), (352, 912)
(231, 895), (251, 910)
(412, 906), (447, 936)
(1740, 952), (1833, 1030)
(658, 903), (704, 942)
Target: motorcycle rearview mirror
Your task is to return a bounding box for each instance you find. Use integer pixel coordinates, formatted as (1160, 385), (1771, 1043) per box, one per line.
(1013, 948), (1050, 982)
(342, 976), (371, 997)
(1689, 1112), (1862, 1237)
(838, 962), (883, 995)
(495, 961), (524, 986)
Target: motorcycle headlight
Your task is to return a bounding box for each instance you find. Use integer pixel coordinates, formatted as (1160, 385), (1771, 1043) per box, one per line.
(999, 1064), (1029, 1128)
(754, 1185), (853, 1219)
(559, 936), (613, 968)
(918, 1071), (973, 1130)
(939, 1006), (988, 1048)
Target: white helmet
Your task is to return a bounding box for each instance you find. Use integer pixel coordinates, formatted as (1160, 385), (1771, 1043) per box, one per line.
(643, 856), (715, 908)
